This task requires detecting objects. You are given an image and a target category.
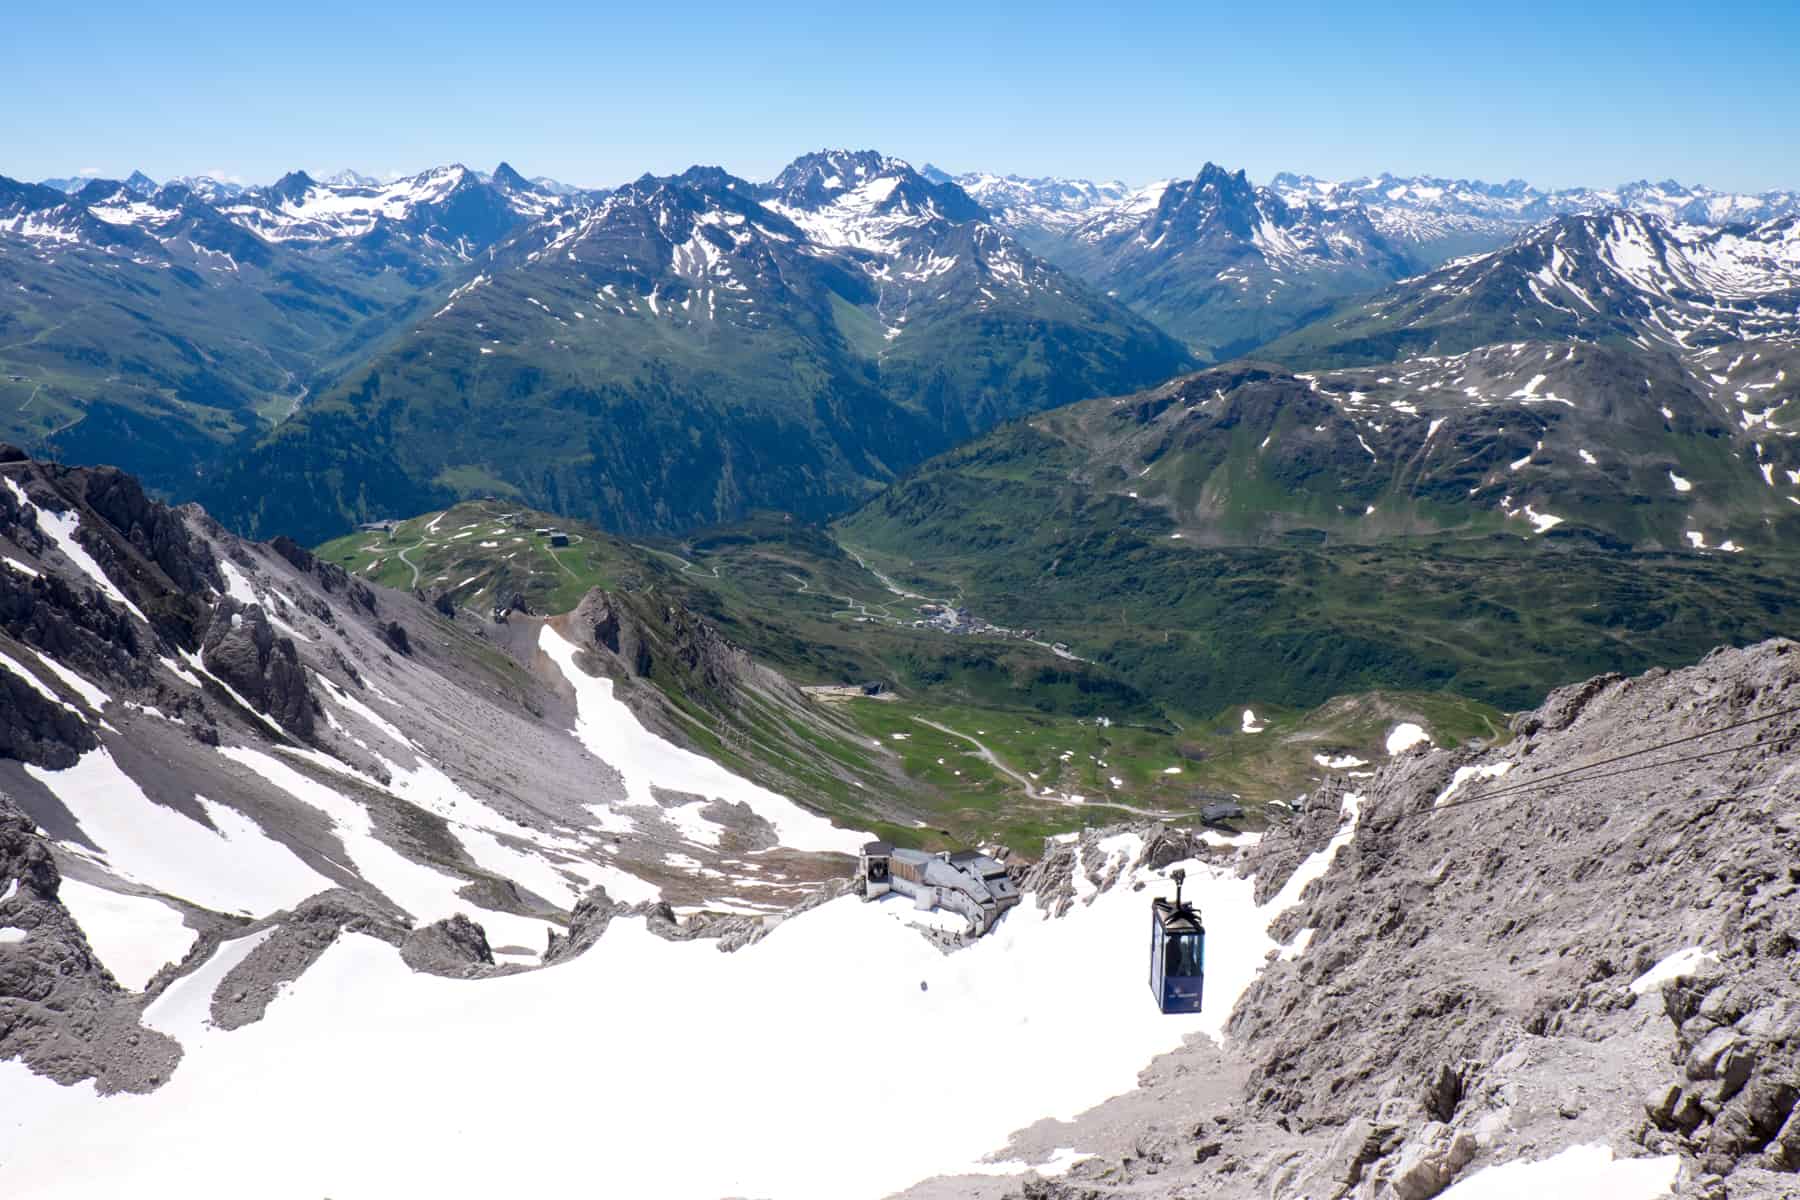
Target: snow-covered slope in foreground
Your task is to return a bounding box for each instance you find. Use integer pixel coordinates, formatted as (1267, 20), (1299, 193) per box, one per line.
(0, 807), (1350, 1199)
(1438, 1142), (1677, 1200)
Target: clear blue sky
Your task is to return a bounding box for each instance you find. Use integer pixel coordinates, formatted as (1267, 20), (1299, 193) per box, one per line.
(6, 0), (1796, 192)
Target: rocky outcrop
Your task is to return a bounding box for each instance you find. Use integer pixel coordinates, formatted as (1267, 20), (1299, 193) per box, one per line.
(208, 890), (404, 1030)
(199, 597), (316, 739)
(1642, 951), (1800, 1177)
(1243, 779), (1351, 907)
(1024, 821), (1236, 919)
(542, 880), (855, 964)
(382, 621), (412, 656)
(73, 465), (220, 596)
(400, 914), (495, 977)
(0, 658), (99, 768)
(1217, 639), (1800, 1198)
(267, 535), (314, 575)
(569, 587), (769, 707)
(0, 793), (183, 1093)
(574, 590), (655, 678)
(541, 886), (627, 965)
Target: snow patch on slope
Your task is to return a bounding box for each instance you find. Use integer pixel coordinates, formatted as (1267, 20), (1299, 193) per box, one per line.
(55, 878), (197, 992)
(25, 748), (333, 915)
(1438, 1142), (1677, 1199)
(538, 624), (865, 855)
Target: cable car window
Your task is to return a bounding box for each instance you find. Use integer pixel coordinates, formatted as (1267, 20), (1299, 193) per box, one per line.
(1165, 933), (1203, 977)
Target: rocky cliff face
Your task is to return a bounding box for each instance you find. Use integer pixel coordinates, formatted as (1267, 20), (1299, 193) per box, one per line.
(930, 640), (1798, 1200)
(1230, 639), (1798, 1198)
(0, 447), (876, 1103)
(0, 794), (182, 1093)
(198, 596), (317, 740)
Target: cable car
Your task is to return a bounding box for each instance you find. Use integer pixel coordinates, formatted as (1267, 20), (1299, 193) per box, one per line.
(1150, 868), (1205, 1013)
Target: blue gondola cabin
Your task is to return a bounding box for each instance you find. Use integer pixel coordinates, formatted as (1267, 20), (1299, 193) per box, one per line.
(1150, 868), (1205, 1013)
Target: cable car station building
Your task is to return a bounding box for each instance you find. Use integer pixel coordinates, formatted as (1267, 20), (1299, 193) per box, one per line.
(859, 842), (1020, 936)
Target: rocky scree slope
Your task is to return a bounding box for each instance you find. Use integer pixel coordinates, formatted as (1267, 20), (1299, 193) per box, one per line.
(978, 639), (1798, 1200)
(0, 448), (890, 1096)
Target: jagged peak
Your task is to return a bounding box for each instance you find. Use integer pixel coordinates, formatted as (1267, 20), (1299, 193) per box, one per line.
(268, 170), (317, 203)
(1192, 161), (1252, 190)
(490, 161), (531, 191)
(763, 148), (987, 224)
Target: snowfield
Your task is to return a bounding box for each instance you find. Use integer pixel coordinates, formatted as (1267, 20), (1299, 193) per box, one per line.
(1628, 945), (1720, 996)
(1438, 1142), (1678, 1199)
(539, 623), (866, 855)
(0, 796), (1365, 1199)
(52, 878), (196, 992)
(25, 748), (334, 916)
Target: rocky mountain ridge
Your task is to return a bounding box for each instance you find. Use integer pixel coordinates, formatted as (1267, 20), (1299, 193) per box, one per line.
(1272, 210), (1800, 363)
(0, 446), (888, 1060)
(957, 164), (1800, 364)
(901, 639), (1798, 1200)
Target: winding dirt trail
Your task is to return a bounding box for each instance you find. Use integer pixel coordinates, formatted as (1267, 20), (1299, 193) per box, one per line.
(910, 716), (1186, 819)
(908, 716), (1046, 799)
(394, 541), (425, 589)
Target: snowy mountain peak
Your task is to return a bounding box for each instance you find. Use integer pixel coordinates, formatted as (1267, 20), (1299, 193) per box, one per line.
(769, 148), (913, 196)
(1320, 207), (1800, 368)
(166, 175), (251, 202)
(1191, 160), (1252, 191)
(529, 175), (586, 197)
(763, 150), (985, 223)
(1149, 162), (1262, 229)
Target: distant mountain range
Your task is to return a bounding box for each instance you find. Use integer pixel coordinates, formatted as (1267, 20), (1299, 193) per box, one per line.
(0, 162), (579, 502)
(855, 207), (1800, 556)
(956, 166), (1800, 361)
(1, 152), (1186, 541)
(3, 151), (1797, 546)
